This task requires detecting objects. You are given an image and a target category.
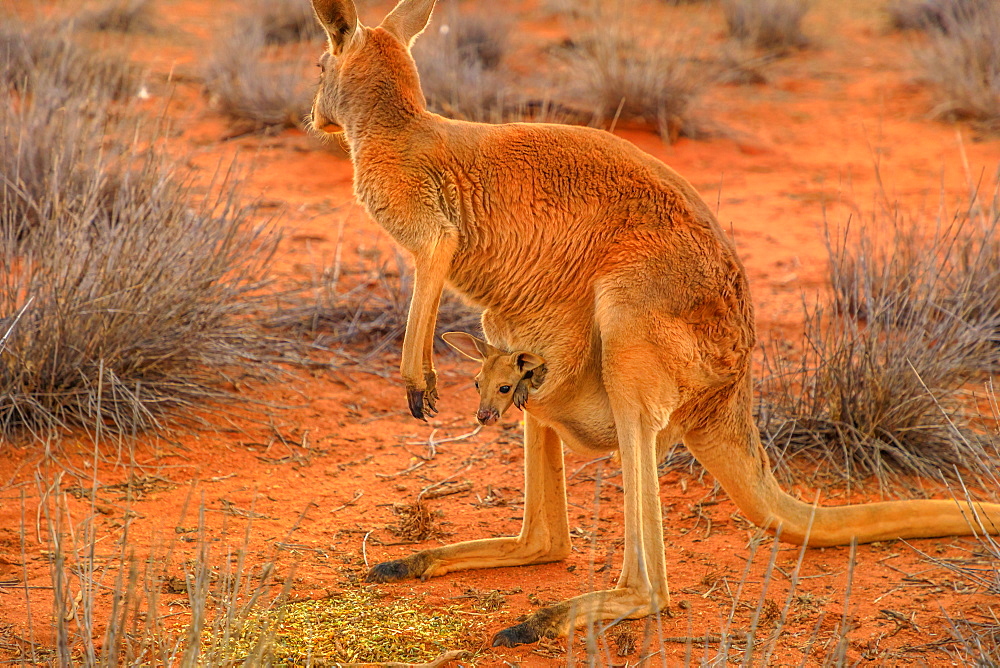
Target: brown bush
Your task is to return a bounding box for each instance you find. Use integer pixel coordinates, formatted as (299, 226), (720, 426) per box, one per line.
(1, 69), (278, 439)
(758, 180), (999, 489)
(722, 0), (809, 53)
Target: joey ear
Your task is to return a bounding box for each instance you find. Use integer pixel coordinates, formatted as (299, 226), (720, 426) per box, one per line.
(514, 352), (545, 373)
(311, 0), (360, 53)
(380, 0), (436, 47)
(441, 331), (498, 362)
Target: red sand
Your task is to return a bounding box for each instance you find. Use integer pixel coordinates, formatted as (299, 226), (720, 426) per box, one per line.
(1, 0), (998, 665)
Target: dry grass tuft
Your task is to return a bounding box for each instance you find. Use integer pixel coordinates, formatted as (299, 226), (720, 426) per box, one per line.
(0, 19), (138, 101)
(911, 2), (1000, 131)
(1, 69), (278, 439)
(886, 0), (990, 32)
(568, 25), (707, 142)
(234, 0), (325, 45)
(915, 421), (1000, 664)
(413, 4), (514, 122)
(203, 25), (314, 132)
(268, 249), (482, 358)
(390, 500), (443, 542)
(758, 180), (1000, 489)
(72, 0), (157, 34)
(722, 0), (810, 53)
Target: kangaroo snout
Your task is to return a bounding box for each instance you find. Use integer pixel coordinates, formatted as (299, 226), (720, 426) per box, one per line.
(477, 407), (499, 425)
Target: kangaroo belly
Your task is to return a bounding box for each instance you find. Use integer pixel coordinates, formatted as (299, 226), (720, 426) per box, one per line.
(528, 386), (619, 455)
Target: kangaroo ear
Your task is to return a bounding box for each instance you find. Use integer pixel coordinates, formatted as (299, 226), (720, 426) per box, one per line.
(441, 331), (498, 362)
(380, 0), (436, 47)
(515, 352), (545, 373)
(312, 0), (359, 54)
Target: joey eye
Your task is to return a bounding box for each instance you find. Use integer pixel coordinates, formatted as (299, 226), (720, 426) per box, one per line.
(499, 385), (511, 394)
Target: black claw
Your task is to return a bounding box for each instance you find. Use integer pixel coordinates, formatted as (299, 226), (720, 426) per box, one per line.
(491, 622), (540, 647)
(407, 389), (425, 420)
(367, 560), (411, 583)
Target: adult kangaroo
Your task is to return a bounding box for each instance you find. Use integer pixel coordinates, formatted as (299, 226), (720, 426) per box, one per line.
(307, 0), (1000, 647)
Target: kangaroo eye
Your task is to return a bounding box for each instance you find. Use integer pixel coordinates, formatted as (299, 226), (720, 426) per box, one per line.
(474, 381), (480, 390)
(499, 385), (511, 394)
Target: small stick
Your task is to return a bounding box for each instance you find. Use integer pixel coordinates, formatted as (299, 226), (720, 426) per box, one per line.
(0, 297), (34, 353)
(330, 490), (364, 513)
(422, 481), (473, 500)
(374, 460), (425, 479)
(362, 530), (372, 568)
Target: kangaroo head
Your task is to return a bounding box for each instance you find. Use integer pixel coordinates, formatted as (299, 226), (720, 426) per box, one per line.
(309, 0), (435, 140)
(442, 332), (547, 426)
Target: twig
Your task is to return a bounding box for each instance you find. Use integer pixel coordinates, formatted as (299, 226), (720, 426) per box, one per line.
(362, 530), (372, 568)
(407, 425), (483, 460)
(0, 297), (33, 353)
(418, 464), (473, 500)
(330, 490), (364, 513)
(374, 460), (425, 479)
(422, 481), (473, 500)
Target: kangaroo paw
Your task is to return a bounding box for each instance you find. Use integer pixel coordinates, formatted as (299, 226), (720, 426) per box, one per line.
(406, 388), (427, 420)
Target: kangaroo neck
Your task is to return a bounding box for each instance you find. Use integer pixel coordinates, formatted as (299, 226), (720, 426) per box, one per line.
(341, 29), (428, 150)
(344, 98), (425, 150)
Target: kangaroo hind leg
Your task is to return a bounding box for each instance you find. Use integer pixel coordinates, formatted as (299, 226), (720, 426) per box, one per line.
(494, 311), (679, 645)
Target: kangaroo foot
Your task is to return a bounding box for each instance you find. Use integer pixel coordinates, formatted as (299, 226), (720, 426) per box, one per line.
(367, 552), (435, 582)
(491, 605), (568, 647)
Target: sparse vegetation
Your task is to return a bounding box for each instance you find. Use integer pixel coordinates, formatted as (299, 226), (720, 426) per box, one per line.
(0, 22), (278, 439)
(203, 25), (314, 132)
(911, 1), (1000, 131)
(0, 19), (138, 100)
(722, 0), (810, 53)
(235, 0), (325, 45)
(412, 4), (514, 122)
(570, 25), (707, 141)
(758, 180), (1000, 488)
(72, 0), (157, 34)
(2, 0), (1000, 665)
(886, 0), (990, 33)
(268, 249), (481, 357)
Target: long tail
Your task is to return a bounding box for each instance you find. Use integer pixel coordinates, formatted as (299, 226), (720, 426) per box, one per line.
(684, 376), (1000, 547)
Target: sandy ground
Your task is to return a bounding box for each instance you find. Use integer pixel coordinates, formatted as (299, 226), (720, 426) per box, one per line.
(1, 0), (998, 665)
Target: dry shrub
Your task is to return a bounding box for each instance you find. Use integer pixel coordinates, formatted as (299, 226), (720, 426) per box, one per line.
(234, 0), (325, 45)
(268, 249), (481, 358)
(917, 427), (1000, 665)
(72, 0), (157, 34)
(886, 0), (990, 32)
(759, 183), (999, 489)
(391, 500), (442, 542)
(722, 0), (809, 53)
(0, 80), (278, 438)
(32, 484), (293, 665)
(203, 25), (314, 132)
(830, 176), (1000, 370)
(0, 19), (138, 101)
(912, 2), (1000, 131)
(569, 24), (707, 142)
(413, 4), (515, 122)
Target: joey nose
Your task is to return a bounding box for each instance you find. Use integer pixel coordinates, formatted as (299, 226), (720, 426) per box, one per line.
(477, 408), (498, 425)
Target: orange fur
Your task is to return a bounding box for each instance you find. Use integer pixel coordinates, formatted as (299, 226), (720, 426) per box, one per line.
(309, 0), (1000, 646)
